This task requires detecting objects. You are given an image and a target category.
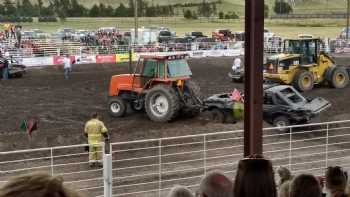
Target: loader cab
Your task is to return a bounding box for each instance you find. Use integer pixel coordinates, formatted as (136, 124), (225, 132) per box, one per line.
(284, 39), (320, 65)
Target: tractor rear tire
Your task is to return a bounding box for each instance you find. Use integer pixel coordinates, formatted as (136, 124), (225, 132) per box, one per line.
(145, 85), (181, 122)
(293, 70), (314, 92)
(329, 67), (349, 89)
(108, 97), (127, 117)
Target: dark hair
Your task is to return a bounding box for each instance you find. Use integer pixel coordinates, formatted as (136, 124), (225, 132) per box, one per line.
(233, 155), (277, 197)
(198, 171), (233, 197)
(0, 173), (82, 197)
(290, 174), (322, 197)
(325, 166), (348, 191)
(91, 112), (98, 119)
(167, 185), (194, 197)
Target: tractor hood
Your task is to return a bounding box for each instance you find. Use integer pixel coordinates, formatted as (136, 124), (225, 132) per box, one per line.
(109, 74), (135, 96)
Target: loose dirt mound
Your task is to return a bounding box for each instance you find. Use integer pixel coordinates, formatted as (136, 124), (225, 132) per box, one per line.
(0, 56), (349, 151)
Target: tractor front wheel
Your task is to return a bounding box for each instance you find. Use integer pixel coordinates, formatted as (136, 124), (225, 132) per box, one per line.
(330, 67), (349, 89)
(293, 70), (314, 92)
(108, 97), (127, 117)
(145, 85), (180, 122)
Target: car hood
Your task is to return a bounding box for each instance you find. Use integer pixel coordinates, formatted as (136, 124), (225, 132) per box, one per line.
(301, 97), (331, 114)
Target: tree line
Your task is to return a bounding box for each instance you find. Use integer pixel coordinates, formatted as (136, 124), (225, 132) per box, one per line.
(0, 0), (223, 19)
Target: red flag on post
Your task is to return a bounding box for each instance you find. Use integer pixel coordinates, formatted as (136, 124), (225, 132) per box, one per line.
(27, 119), (38, 137)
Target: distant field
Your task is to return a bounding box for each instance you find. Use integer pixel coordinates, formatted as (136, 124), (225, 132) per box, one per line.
(10, 17), (345, 38)
(0, 0), (347, 15)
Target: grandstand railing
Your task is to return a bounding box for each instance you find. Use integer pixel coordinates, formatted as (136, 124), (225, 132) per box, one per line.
(2, 120), (350, 197)
(0, 143), (105, 197)
(109, 120), (350, 197)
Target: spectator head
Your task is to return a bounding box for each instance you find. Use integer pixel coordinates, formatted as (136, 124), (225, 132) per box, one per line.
(167, 185), (194, 197)
(91, 112), (98, 119)
(278, 166), (293, 185)
(325, 166), (348, 192)
(0, 172), (81, 197)
(197, 171), (233, 197)
(233, 155), (277, 197)
(290, 174), (322, 197)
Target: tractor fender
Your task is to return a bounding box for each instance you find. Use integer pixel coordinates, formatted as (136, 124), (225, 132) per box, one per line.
(324, 64), (337, 82)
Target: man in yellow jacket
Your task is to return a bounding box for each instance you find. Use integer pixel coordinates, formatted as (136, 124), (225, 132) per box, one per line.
(84, 112), (109, 167)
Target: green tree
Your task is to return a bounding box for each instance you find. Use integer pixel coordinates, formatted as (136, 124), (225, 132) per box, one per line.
(114, 3), (128, 17)
(218, 11), (224, 19)
(183, 9), (192, 19)
(105, 5), (114, 17)
(37, 0), (43, 16)
(197, 0), (211, 17)
(22, 0), (35, 16)
(128, 0), (134, 17)
(264, 4), (269, 18)
(89, 4), (99, 17)
(273, 0), (293, 14)
(4, 0), (16, 16)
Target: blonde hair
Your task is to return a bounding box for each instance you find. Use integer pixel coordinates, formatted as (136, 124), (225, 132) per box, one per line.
(0, 173), (82, 197)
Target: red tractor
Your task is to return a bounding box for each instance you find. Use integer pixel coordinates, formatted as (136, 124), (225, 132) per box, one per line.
(108, 54), (201, 122)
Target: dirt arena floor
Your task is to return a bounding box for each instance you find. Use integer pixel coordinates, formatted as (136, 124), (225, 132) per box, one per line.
(1, 56), (350, 151)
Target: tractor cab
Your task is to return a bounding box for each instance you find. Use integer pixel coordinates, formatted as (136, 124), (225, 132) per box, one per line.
(131, 54), (192, 90)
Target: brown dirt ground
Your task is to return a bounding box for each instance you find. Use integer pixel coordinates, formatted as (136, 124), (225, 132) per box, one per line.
(0, 56), (350, 151)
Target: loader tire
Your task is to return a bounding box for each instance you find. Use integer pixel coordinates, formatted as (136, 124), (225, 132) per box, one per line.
(329, 67), (349, 89)
(145, 85), (181, 122)
(108, 97), (127, 117)
(293, 70), (314, 92)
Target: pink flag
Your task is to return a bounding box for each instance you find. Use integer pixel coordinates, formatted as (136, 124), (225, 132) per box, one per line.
(230, 89), (242, 102)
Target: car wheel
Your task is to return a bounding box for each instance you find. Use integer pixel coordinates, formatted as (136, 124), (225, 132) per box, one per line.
(273, 116), (290, 132)
(108, 97), (127, 117)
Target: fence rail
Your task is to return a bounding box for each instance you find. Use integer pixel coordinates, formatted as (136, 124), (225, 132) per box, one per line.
(2, 120), (350, 197)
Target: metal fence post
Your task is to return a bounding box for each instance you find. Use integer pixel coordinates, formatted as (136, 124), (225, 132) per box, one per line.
(203, 135), (207, 175)
(103, 154), (112, 197)
(50, 148), (54, 175)
(325, 124), (329, 170)
(289, 127), (292, 171)
(159, 139), (162, 197)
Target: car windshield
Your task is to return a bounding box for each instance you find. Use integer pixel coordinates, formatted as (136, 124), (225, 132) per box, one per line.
(279, 87), (306, 104)
(167, 59), (192, 77)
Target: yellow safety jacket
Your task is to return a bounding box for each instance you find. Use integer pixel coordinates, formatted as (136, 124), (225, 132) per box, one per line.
(233, 102), (244, 120)
(84, 119), (108, 145)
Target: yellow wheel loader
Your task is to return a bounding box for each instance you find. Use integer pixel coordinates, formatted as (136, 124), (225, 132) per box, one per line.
(264, 38), (349, 91)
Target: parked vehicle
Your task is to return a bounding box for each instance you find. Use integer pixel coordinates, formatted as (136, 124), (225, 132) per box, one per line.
(212, 29), (234, 41)
(168, 38), (192, 51)
(196, 37), (216, 50)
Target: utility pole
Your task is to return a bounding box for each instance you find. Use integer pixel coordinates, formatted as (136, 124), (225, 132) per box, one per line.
(244, 0), (264, 156)
(347, 0), (350, 40)
(134, 0), (139, 44)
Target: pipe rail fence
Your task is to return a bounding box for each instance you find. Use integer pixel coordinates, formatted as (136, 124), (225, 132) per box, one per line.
(2, 120), (350, 197)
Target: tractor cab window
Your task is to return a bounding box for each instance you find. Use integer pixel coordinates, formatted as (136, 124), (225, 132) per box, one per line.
(158, 61), (165, 78)
(167, 59), (192, 77)
(142, 60), (158, 77)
